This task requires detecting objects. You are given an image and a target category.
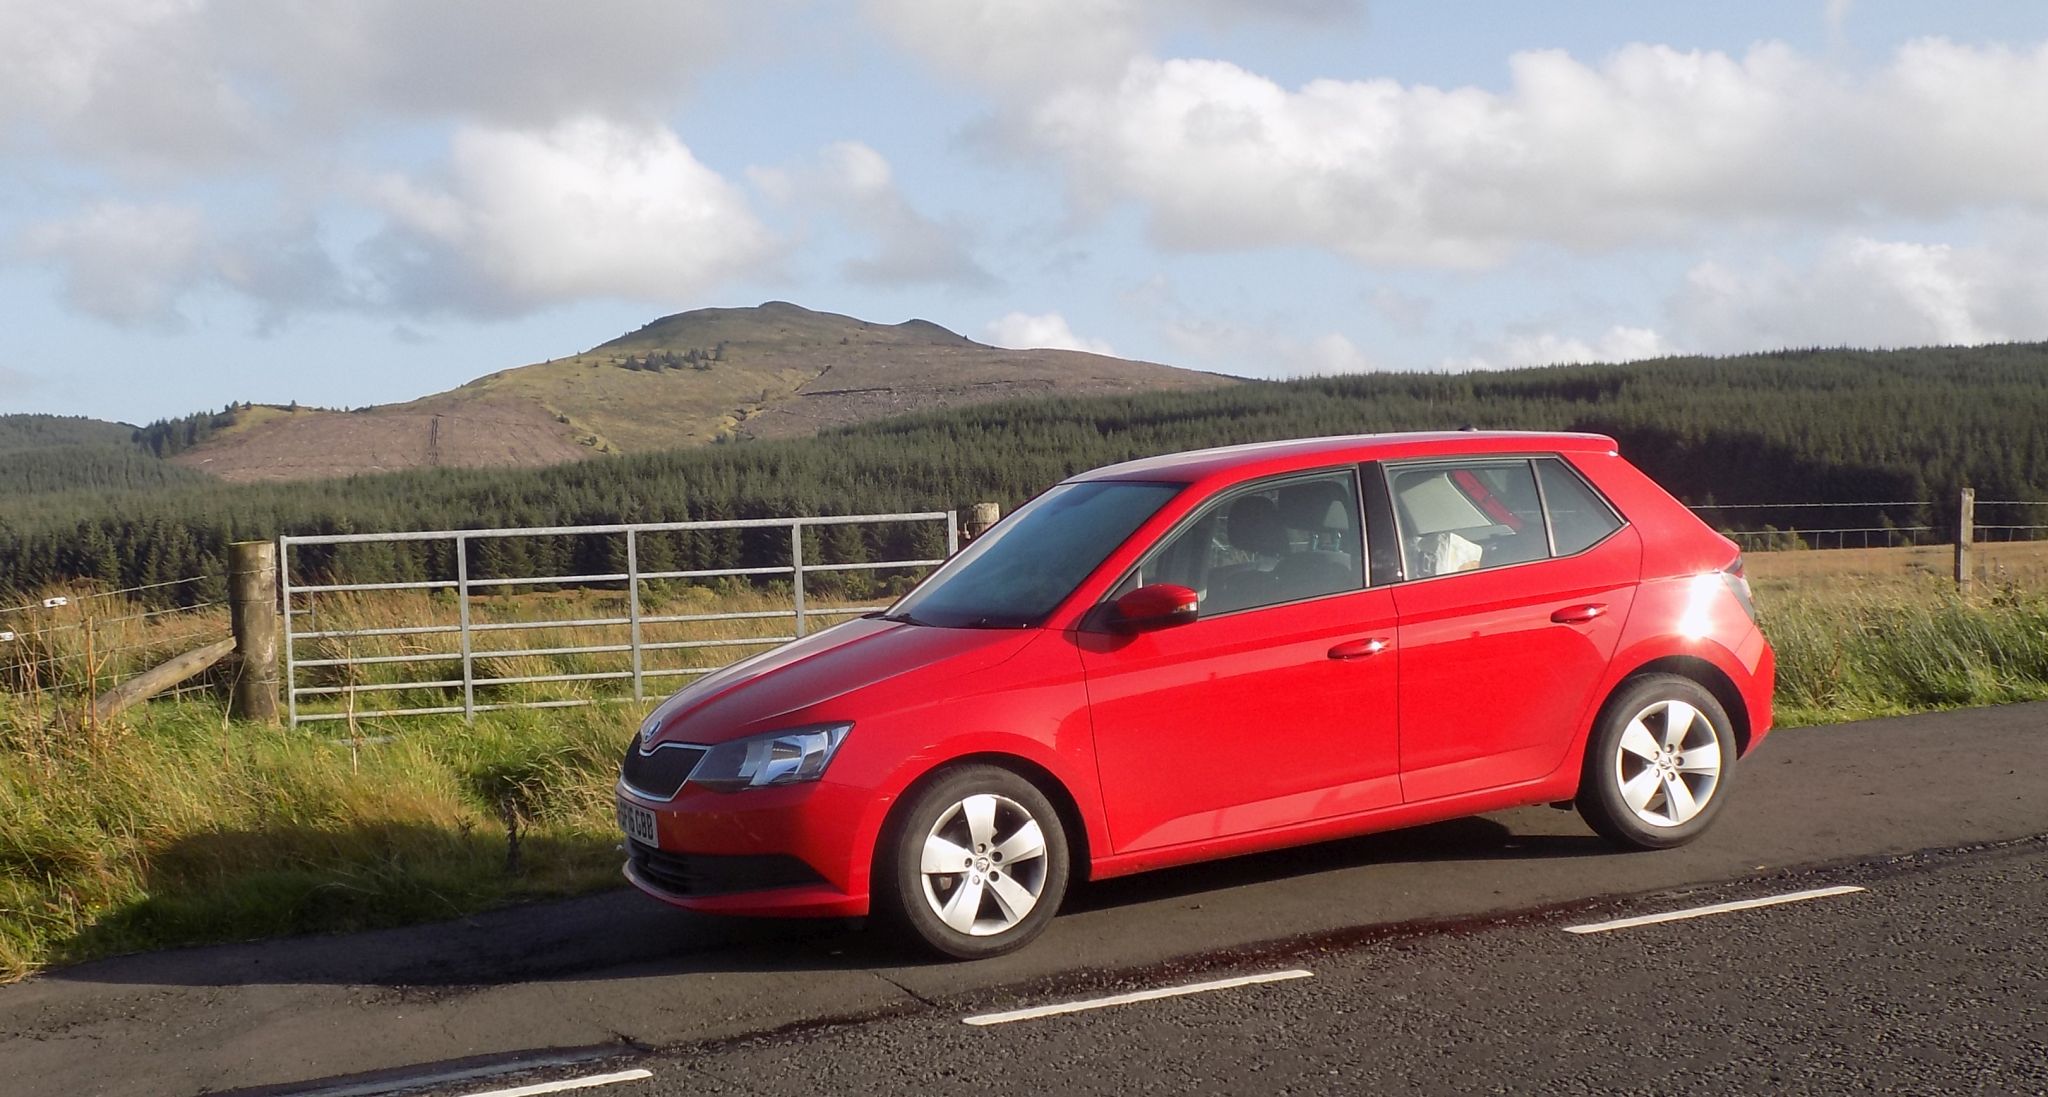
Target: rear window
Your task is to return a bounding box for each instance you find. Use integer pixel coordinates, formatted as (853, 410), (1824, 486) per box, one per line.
(1537, 458), (1624, 555)
(1384, 454), (1625, 578)
(1388, 460), (1548, 577)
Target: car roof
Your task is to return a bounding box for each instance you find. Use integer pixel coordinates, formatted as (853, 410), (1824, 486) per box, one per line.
(1069, 431), (1620, 485)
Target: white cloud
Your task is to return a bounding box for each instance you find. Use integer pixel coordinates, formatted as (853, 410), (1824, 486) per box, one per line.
(752, 141), (992, 288)
(1672, 230), (2048, 352)
(866, 0), (1149, 93)
(985, 311), (1117, 355)
(1162, 314), (1379, 378)
(1016, 40), (2048, 266)
(0, 0), (268, 172)
(227, 1), (729, 127)
(365, 118), (773, 315)
(866, 0), (1361, 94)
(1447, 326), (1676, 371)
(20, 201), (209, 328)
(0, 0), (730, 172)
(1301, 332), (1375, 374)
(1446, 223), (2048, 370)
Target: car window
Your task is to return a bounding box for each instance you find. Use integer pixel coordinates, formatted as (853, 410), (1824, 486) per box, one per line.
(887, 480), (1181, 628)
(1537, 457), (1623, 554)
(1125, 469), (1365, 615)
(1387, 459), (1548, 578)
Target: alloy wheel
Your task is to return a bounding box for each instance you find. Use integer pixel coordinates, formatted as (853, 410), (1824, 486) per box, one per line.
(917, 793), (1050, 936)
(1611, 697), (1724, 828)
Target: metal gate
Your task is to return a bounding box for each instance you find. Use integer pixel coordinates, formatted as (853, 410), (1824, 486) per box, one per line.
(279, 512), (956, 727)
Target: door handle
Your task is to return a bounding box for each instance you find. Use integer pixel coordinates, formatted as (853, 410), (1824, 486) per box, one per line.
(1328, 637), (1390, 660)
(1551, 604), (1607, 624)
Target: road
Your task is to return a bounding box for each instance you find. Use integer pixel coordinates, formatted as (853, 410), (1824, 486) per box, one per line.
(488, 839), (2048, 1096)
(2, 702), (2045, 1096)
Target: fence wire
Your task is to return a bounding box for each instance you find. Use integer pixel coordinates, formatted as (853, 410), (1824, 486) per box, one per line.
(1, 577), (228, 714)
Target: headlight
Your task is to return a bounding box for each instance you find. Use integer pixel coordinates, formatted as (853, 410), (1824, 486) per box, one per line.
(690, 723), (852, 792)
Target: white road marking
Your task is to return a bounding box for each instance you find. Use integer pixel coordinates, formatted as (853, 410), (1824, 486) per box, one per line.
(962, 969), (1314, 1026)
(1563, 885), (1866, 935)
(458, 1068), (654, 1097)
(285, 1051), (619, 1097)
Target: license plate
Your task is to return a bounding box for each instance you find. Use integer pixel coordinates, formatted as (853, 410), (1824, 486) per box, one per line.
(617, 796), (660, 848)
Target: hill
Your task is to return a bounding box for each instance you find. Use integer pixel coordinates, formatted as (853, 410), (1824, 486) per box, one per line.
(0, 414), (214, 501)
(0, 414), (135, 456)
(6, 342), (2046, 598)
(166, 302), (1234, 482)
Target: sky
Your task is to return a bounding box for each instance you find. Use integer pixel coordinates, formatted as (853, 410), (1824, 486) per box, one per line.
(3, 0), (2047, 425)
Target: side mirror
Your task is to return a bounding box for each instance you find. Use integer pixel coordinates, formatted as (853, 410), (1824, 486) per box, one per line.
(1111, 583), (1200, 632)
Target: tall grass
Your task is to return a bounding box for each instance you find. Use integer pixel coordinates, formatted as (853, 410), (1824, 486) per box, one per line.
(2, 575), (2046, 982)
(0, 701), (625, 982)
(1765, 585), (2048, 725)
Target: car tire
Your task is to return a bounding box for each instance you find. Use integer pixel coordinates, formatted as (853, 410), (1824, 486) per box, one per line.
(1577, 674), (1737, 851)
(878, 764), (1070, 960)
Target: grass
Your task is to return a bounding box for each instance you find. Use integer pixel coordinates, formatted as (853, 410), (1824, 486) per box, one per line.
(1745, 542), (2048, 723)
(1761, 586), (2048, 726)
(0, 701), (625, 982)
(2, 556), (2047, 982)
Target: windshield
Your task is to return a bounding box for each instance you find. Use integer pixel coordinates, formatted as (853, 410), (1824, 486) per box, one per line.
(886, 481), (1182, 628)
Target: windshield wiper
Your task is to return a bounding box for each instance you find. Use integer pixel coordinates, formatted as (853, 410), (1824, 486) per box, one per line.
(879, 610), (930, 625)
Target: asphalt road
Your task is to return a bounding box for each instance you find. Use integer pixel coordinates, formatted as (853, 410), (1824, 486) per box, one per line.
(499, 837), (2048, 1096)
(3, 702), (2045, 1097)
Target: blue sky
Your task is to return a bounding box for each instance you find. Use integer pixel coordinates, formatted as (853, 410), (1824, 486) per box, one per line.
(4, 0), (2046, 425)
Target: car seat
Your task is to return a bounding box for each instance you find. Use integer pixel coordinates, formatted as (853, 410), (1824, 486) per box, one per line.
(1210, 495), (1287, 611)
(1274, 481), (1360, 600)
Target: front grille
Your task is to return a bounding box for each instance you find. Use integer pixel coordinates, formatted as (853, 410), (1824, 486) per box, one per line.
(621, 742), (708, 800)
(627, 841), (824, 897)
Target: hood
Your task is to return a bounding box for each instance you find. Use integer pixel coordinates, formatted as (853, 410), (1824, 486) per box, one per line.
(642, 616), (1039, 747)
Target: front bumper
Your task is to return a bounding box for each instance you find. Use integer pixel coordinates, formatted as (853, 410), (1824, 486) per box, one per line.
(616, 778), (878, 918)
(622, 858), (869, 918)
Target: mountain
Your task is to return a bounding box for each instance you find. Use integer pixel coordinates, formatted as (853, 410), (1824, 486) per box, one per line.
(167, 302), (1236, 482)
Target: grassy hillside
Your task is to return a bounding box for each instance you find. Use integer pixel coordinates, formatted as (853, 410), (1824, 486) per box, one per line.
(163, 302), (1232, 482)
(5, 341), (2046, 598)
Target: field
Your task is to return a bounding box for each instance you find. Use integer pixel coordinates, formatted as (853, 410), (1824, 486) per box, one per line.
(4, 553), (2048, 983)
(1744, 539), (2048, 590)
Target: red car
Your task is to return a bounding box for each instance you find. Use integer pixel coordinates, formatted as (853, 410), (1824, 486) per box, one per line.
(617, 432), (1774, 957)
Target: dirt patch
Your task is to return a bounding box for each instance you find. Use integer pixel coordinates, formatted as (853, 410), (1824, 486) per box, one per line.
(170, 397), (595, 483)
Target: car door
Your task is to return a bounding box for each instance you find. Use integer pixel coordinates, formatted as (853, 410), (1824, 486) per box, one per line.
(1077, 468), (1402, 854)
(1385, 456), (1641, 803)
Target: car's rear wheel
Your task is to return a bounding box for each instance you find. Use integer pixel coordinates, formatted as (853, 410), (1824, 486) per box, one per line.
(1577, 674), (1736, 850)
(879, 764), (1069, 959)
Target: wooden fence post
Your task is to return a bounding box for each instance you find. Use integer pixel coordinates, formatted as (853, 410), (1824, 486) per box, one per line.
(229, 540), (280, 724)
(967, 502), (1002, 541)
(1955, 487), (1975, 594)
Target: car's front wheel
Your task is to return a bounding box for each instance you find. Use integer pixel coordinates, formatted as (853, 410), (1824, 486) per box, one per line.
(1577, 674), (1737, 850)
(879, 764), (1069, 959)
